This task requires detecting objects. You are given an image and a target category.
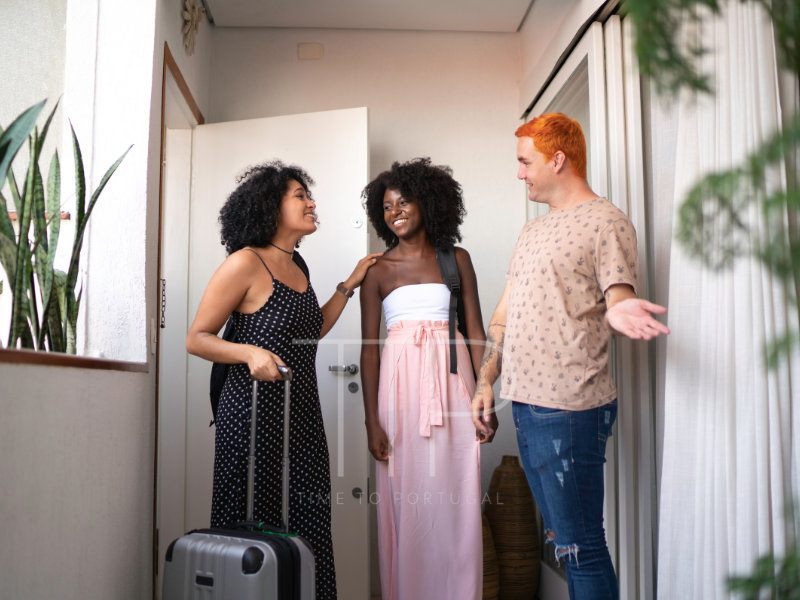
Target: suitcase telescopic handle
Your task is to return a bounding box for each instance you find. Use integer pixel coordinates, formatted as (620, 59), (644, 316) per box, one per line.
(246, 366), (293, 531)
(277, 366), (292, 533)
(277, 365), (293, 380)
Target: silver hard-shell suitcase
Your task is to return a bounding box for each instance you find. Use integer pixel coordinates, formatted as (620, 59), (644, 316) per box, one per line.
(162, 366), (316, 599)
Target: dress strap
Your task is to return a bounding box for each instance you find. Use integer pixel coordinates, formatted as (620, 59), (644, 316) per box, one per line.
(245, 248), (274, 278)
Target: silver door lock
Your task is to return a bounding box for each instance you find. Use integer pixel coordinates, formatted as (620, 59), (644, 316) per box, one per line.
(348, 382), (359, 393)
(329, 364), (358, 375)
(352, 487), (364, 498)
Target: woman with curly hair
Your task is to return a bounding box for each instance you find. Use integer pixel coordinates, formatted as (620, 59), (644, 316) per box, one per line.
(359, 158), (490, 600)
(186, 160), (380, 599)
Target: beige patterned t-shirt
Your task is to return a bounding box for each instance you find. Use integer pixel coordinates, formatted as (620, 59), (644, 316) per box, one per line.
(501, 198), (638, 410)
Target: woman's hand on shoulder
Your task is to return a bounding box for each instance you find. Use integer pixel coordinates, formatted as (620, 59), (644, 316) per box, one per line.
(344, 253), (383, 290)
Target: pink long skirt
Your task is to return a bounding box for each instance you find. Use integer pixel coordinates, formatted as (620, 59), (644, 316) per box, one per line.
(376, 320), (482, 600)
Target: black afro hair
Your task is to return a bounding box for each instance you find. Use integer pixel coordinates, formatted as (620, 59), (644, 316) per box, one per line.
(362, 157), (466, 251)
(218, 160), (315, 255)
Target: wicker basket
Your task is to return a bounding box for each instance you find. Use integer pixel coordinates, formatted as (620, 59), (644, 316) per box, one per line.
(484, 455), (540, 599)
(482, 514), (501, 599)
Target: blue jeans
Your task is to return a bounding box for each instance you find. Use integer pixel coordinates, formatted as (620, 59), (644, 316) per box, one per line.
(512, 400), (619, 600)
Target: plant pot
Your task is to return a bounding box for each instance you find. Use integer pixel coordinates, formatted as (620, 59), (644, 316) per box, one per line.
(484, 455), (540, 599)
(482, 514), (501, 600)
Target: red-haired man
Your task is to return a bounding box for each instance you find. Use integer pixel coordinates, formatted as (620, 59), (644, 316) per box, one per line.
(471, 113), (669, 600)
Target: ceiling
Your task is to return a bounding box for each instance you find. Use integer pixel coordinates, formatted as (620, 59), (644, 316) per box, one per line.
(203, 0), (534, 33)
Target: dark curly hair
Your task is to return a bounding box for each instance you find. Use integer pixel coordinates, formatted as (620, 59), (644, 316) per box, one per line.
(362, 157), (466, 250)
(218, 160), (316, 255)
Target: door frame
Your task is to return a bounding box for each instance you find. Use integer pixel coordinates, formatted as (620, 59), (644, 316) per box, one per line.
(153, 41), (204, 600)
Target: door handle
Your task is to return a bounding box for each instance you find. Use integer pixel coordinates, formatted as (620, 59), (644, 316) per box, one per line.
(329, 364), (359, 375)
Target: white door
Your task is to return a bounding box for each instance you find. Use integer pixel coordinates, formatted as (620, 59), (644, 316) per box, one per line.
(185, 107), (370, 600)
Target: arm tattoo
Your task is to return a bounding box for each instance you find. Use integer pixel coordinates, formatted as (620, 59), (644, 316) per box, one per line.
(489, 324), (505, 370)
(475, 324), (505, 394)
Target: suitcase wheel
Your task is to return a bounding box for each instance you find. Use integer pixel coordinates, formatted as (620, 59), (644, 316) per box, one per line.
(242, 546), (265, 574)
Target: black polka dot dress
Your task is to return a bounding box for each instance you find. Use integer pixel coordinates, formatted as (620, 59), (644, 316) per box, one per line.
(210, 255), (336, 599)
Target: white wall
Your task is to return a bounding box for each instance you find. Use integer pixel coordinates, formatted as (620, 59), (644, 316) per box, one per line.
(518, 0), (574, 95)
(0, 364), (152, 599)
(0, 0), (67, 181)
(62, 0), (213, 362)
(145, 0), (214, 357)
(75, 0), (159, 360)
(152, 0), (214, 122)
(518, 0), (606, 115)
(0, 0), (68, 344)
(208, 26), (527, 496)
(0, 1), (214, 598)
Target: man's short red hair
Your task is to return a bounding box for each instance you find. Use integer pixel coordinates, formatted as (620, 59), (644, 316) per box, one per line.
(515, 112), (587, 180)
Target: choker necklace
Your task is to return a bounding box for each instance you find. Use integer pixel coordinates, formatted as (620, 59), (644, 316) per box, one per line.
(269, 242), (294, 255)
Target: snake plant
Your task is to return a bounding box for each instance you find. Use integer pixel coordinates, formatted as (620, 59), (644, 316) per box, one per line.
(0, 99), (131, 353)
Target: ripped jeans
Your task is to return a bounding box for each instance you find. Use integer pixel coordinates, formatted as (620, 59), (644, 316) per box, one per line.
(512, 399), (619, 600)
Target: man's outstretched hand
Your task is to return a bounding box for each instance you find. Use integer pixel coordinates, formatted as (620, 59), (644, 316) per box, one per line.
(606, 297), (670, 340)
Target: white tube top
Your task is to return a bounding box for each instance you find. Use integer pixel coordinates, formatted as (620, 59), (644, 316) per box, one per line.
(383, 284), (451, 327)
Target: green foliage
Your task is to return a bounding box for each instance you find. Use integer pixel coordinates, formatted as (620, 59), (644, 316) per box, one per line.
(623, 0), (800, 96)
(0, 101), (45, 188)
(676, 113), (800, 273)
(728, 551), (800, 599)
(0, 99), (131, 353)
(764, 0), (800, 78)
(622, 0), (722, 95)
(728, 506), (800, 599)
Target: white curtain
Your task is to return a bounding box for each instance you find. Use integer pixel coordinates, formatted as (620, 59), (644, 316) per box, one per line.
(654, 2), (800, 598)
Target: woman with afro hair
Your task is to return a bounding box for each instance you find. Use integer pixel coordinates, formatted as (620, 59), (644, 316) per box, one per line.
(187, 160), (380, 599)
(359, 158), (492, 600)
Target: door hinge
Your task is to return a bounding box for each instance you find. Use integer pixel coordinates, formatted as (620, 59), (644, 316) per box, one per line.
(160, 279), (166, 329)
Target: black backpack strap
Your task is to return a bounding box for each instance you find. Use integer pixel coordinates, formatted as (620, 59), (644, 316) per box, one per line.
(292, 251), (310, 280)
(436, 246), (461, 375)
(209, 316), (237, 426)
